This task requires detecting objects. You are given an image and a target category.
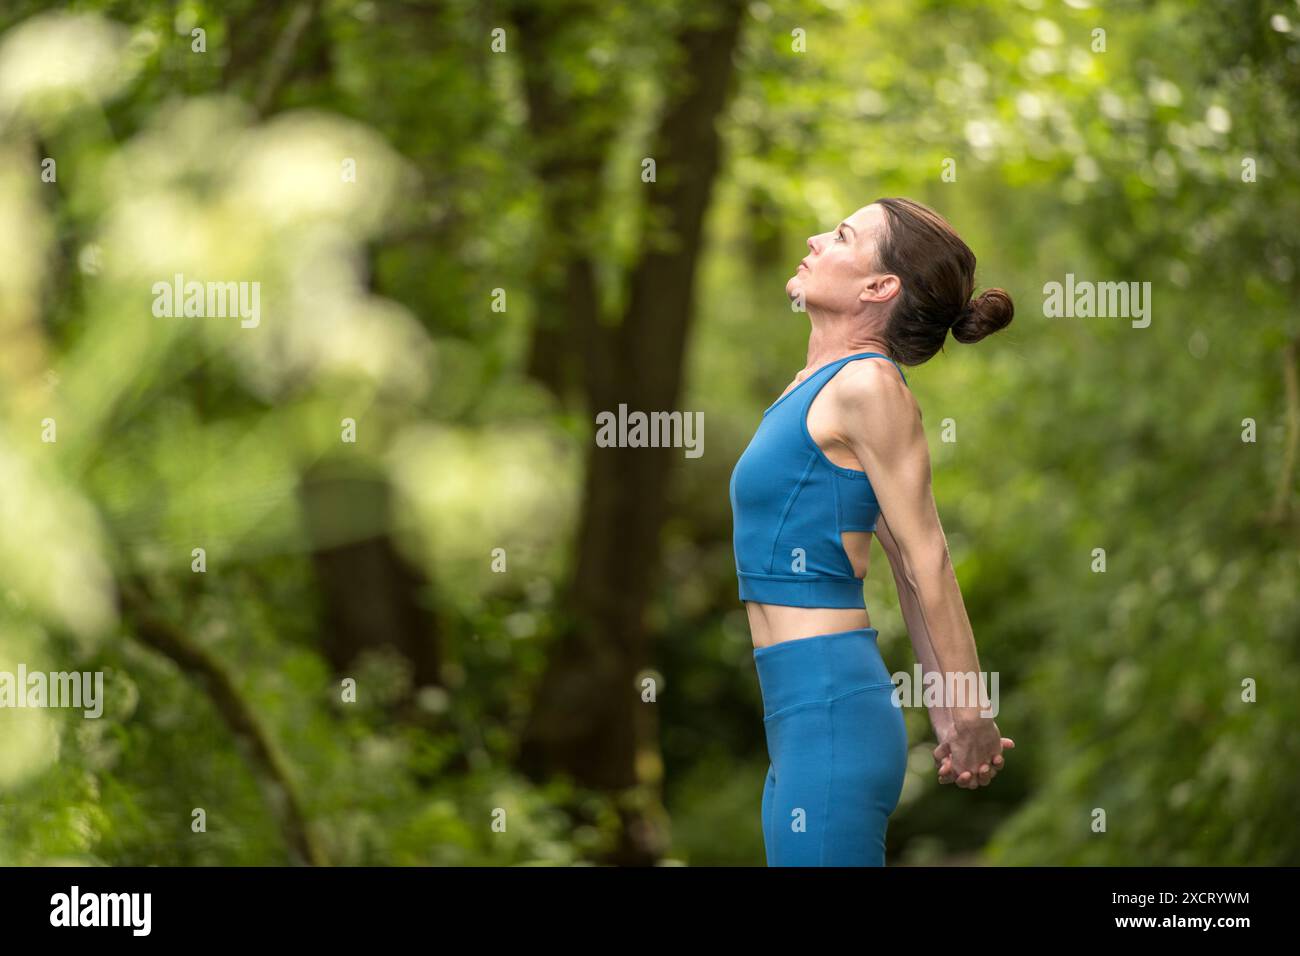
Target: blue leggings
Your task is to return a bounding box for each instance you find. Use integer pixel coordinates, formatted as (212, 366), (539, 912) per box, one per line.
(755, 627), (908, 866)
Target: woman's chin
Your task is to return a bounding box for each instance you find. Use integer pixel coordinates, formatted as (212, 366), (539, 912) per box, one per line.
(785, 275), (802, 298)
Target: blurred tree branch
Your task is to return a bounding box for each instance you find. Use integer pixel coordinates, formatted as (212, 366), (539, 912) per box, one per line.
(1270, 336), (1299, 522)
(222, 0), (334, 116)
(254, 0), (318, 115)
(119, 576), (329, 867)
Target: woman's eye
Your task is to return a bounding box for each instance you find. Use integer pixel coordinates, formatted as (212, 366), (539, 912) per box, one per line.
(835, 231), (844, 241)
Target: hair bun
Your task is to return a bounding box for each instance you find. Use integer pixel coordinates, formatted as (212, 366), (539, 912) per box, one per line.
(951, 288), (1014, 344)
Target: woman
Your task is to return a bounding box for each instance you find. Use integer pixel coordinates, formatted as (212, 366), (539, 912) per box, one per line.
(729, 197), (1016, 866)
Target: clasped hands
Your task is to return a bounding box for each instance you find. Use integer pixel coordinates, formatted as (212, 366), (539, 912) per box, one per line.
(933, 715), (1015, 789)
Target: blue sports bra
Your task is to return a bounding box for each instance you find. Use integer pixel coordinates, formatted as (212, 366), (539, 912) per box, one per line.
(728, 351), (908, 609)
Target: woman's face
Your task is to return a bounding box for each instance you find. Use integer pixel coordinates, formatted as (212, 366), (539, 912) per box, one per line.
(785, 203), (890, 313)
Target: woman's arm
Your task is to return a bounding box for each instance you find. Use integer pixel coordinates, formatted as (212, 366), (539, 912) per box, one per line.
(873, 511), (956, 744)
(832, 363), (982, 699)
(829, 360), (1008, 786)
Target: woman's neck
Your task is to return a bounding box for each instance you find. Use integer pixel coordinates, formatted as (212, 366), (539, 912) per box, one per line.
(802, 313), (890, 371)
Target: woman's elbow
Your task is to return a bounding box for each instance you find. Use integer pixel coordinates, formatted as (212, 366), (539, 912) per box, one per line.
(900, 540), (953, 593)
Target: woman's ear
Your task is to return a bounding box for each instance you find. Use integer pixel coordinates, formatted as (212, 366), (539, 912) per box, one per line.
(860, 273), (901, 304)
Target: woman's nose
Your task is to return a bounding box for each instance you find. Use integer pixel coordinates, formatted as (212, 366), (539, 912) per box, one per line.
(807, 236), (819, 253)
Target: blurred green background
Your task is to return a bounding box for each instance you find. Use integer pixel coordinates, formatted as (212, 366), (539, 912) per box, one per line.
(0, 0), (1297, 866)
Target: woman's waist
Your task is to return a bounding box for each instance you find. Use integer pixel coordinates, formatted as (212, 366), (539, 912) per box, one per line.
(745, 602), (872, 649)
(750, 622), (895, 715)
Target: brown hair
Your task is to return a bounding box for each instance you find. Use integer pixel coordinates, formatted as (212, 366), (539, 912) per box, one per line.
(871, 197), (1013, 366)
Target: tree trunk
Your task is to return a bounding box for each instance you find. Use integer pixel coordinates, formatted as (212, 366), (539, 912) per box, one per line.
(515, 0), (745, 865)
(298, 459), (443, 696)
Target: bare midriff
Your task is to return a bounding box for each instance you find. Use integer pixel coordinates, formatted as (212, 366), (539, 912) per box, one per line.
(745, 530), (874, 649)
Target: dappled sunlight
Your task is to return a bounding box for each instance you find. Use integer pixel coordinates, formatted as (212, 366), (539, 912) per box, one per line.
(0, 0), (1294, 873)
(387, 422), (582, 602)
(0, 11), (136, 125)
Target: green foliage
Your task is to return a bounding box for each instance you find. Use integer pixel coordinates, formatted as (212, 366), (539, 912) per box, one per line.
(1, 0), (1297, 864)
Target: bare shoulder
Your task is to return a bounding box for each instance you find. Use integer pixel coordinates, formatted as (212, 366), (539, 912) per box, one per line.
(825, 358), (925, 464)
(831, 357), (918, 423)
